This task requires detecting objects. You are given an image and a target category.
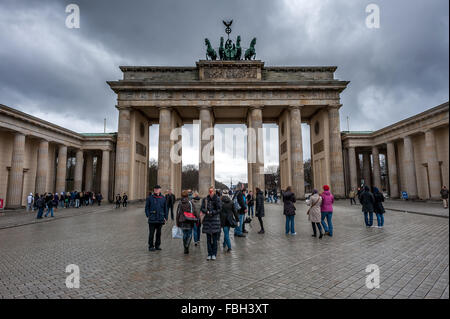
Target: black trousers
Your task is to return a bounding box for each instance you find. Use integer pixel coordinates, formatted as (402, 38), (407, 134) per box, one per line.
(312, 222), (322, 235)
(148, 223), (163, 248)
(258, 216), (264, 231)
(168, 205), (174, 220)
(350, 198), (356, 205)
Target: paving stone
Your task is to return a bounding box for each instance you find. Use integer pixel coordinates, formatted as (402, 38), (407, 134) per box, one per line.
(0, 201), (448, 299)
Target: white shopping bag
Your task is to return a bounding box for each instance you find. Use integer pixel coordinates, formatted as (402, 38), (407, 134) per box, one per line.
(172, 225), (183, 239)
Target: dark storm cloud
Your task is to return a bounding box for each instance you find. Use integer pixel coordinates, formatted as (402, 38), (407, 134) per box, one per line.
(0, 0), (448, 162)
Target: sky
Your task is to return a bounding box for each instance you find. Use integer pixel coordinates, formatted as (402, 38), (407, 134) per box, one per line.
(0, 0), (448, 185)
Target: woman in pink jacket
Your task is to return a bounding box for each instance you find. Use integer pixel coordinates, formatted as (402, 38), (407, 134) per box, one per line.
(320, 185), (335, 237)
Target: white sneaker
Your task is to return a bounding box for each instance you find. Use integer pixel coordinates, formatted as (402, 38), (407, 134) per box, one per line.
(211, 255), (216, 260)
(291, 232), (297, 236)
(207, 256), (211, 261)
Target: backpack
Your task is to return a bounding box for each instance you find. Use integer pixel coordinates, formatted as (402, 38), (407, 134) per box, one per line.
(233, 195), (241, 211)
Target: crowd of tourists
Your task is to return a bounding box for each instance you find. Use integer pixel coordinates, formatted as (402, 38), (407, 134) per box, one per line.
(28, 191), (105, 219)
(144, 183), (352, 260)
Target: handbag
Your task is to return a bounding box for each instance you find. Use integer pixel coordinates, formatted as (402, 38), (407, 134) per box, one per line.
(227, 214), (237, 228)
(183, 202), (197, 221)
(306, 197), (320, 215)
(172, 225), (183, 239)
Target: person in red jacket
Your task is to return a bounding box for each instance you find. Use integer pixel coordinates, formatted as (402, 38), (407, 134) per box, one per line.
(320, 185), (335, 237)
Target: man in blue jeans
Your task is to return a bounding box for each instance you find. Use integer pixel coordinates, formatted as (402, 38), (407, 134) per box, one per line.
(233, 185), (247, 237)
(359, 186), (375, 227)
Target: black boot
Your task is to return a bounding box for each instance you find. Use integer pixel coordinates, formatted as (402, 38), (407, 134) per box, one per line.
(184, 246), (189, 254)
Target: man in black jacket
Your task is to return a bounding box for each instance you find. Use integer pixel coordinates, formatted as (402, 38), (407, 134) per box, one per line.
(145, 185), (168, 251)
(360, 186), (375, 227)
(233, 185), (247, 237)
(165, 189), (176, 220)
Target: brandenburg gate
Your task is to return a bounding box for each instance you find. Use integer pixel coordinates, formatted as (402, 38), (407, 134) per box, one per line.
(107, 23), (349, 200)
(107, 59), (349, 200)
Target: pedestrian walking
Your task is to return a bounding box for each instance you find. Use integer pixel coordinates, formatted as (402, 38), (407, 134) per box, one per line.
(349, 188), (357, 205)
(145, 185), (168, 251)
(33, 193), (39, 211)
(176, 190), (198, 254)
(192, 192), (202, 246)
(97, 193), (103, 206)
(320, 185), (334, 237)
(115, 194), (121, 208)
(26, 193), (34, 212)
(306, 189), (323, 238)
(165, 189), (176, 220)
(201, 187), (221, 260)
(220, 190), (237, 252)
(373, 187), (385, 228)
(44, 193), (54, 217)
(360, 186), (375, 227)
(283, 186), (297, 235)
(233, 184), (247, 237)
(247, 191), (254, 218)
(255, 187), (265, 234)
(122, 193), (128, 207)
(36, 195), (45, 219)
(441, 186), (449, 208)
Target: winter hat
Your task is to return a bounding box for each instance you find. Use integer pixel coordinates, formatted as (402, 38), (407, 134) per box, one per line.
(312, 189), (318, 194)
(323, 185), (330, 191)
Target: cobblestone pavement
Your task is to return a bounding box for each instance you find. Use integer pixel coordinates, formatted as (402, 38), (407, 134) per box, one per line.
(382, 199), (449, 218)
(0, 200), (448, 299)
(0, 203), (117, 229)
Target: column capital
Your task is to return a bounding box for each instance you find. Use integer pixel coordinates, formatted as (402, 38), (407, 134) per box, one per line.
(249, 105), (264, 111)
(288, 105), (301, 111)
(198, 105), (212, 111)
(158, 106), (172, 111)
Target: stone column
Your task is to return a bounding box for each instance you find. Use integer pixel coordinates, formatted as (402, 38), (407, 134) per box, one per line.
(425, 129), (441, 200)
(386, 142), (399, 198)
(55, 145), (67, 193)
(250, 107), (264, 193)
(403, 135), (418, 199)
(114, 108), (131, 195)
(348, 147), (358, 191)
(289, 106), (304, 199)
(101, 150), (110, 199)
(328, 107), (345, 197)
(157, 107), (172, 192)
(35, 139), (49, 194)
(198, 106), (213, 197)
(74, 149), (83, 191)
(362, 152), (372, 187)
(6, 132), (25, 208)
(372, 146), (382, 190)
(84, 152), (93, 191)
